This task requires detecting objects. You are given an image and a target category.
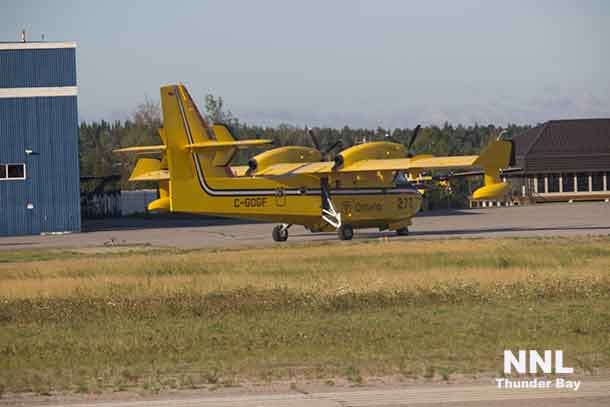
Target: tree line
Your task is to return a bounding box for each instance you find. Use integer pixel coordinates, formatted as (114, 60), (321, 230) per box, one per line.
(79, 96), (530, 209)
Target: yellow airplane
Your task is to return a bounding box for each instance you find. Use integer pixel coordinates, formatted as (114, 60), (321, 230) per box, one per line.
(115, 84), (512, 241)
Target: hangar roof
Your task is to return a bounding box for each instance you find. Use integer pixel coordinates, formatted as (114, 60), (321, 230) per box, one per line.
(512, 118), (610, 174)
(0, 42), (76, 50)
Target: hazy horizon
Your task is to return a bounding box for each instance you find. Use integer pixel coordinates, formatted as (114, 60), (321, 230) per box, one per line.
(2, 0), (609, 128)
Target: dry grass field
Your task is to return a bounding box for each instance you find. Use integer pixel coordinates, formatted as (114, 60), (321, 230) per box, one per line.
(1, 236), (609, 395)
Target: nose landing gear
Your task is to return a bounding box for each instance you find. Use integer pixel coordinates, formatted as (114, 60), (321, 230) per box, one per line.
(337, 224), (354, 240)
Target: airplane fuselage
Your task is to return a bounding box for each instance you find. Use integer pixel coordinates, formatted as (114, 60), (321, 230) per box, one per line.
(170, 170), (422, 232)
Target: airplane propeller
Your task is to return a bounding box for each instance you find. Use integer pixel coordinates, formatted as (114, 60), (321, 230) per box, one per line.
(307, 127), (343, 160)
(406, 124), (421, 157)
(308, 127), (322, 151)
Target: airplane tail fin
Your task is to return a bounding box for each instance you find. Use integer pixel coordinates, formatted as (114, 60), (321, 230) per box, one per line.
(115, 84), (272, 212)
(113, 84), (221, 212)
(158, 84), (236, 211)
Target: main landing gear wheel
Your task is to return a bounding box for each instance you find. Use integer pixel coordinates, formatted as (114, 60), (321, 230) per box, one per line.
(337, 224), (354, 241)
(272, 224), (289, 242)
(396, 227), (409, 236)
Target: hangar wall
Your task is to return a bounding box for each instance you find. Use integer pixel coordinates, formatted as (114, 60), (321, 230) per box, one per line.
(0, 42), (80, 236)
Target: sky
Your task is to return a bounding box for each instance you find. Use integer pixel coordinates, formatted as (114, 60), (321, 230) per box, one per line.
(2, 0), (610, 128)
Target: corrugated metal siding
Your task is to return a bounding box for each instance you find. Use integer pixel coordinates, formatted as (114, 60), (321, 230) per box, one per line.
(0, 96), (81, 235)
(0, 48), (76, 88)
(0, 46), (80, 236)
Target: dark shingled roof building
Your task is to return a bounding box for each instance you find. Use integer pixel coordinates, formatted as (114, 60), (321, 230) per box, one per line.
(515, 119), (610, 174)
(507, 118), (610, 203)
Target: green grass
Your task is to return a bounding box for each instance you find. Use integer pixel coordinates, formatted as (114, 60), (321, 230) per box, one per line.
(0, 245), (177, 265)
(1, 236), (609, 394)
(1, 298), (608, 393)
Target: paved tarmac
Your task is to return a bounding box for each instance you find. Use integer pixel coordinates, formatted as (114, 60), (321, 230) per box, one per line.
(0, 202), (609, 251)
(9, 379), (610, 407)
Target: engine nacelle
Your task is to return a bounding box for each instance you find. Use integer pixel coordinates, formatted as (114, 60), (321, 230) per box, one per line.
(334, 142), (407, 169)
(249, 146), (321, 174)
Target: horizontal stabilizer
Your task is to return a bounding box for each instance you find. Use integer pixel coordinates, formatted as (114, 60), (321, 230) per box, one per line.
(130, 170), (169, 182)
(147, 197), (170, 212)
(128, 158), (169, 181)
(186, 139), (273, 150)
(114, 145), (166, 154)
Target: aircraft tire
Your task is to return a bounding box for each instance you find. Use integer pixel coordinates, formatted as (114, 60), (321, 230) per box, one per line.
(272, 225), (288, 242)
(337, 224), (354, 240)
(396, 227), (409, 236)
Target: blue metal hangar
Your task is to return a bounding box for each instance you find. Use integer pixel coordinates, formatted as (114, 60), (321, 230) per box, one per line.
(0, 41), (80, 236)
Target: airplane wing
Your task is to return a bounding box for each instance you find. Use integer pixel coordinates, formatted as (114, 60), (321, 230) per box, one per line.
(254, 162), (334, 176)
(254, 139), (510, 177)
(253, 156), (478, 177)
(251, 139), (513, 200)
(332, 155), (479, 173)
